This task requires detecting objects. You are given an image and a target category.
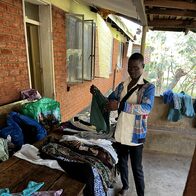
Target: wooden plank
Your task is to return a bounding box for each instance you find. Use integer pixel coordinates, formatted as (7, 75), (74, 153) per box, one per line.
(144, 0), (196, 11)
(11, 165), (63, 192)
(0, 159), (38, 189)
(148, 19), (196, 29)
(0, 156), (20, 172)
(50, 174), (85, 196)
(146, 8), (196, 18)
(150, 27), (185, 32)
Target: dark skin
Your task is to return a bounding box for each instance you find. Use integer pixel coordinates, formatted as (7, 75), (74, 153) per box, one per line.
(90, 59), (144, 111)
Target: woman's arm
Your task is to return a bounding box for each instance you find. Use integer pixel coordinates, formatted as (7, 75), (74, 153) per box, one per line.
(121, 84), (155, 115)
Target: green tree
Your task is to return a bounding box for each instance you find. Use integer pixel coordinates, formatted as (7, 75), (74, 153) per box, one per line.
(145, 31), (196, 97)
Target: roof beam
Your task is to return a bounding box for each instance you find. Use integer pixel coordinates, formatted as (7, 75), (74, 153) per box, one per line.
(144, 0), (196, 11)
(133, 0), (148, 26)
(151, 27), (185, 32)
(148, 19), (196, 29)
(146, 8), (196, 18)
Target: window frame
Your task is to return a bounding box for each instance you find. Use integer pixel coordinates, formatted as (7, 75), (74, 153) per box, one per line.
(66, 13), (96, 84)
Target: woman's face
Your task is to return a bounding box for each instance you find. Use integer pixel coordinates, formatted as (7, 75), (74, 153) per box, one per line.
(128, 59), (144, 79)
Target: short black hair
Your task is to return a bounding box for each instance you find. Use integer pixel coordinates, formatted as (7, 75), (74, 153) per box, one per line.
(129, 53), (145, 67)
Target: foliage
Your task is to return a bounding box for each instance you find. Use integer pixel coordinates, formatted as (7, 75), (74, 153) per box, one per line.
(145, 31), (196, 97)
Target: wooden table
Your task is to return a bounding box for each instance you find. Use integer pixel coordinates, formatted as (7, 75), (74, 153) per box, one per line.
(0, 133), (85, 196)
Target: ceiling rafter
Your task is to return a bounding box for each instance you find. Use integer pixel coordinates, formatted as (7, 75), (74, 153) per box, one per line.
(148, 19), (196, 29)
(151, 27), (185, 32)
(144, 0), (196, 11)
(146, 8), (196, 18)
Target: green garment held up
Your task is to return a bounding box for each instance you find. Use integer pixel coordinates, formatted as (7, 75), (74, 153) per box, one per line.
(90, 87), (110, 133)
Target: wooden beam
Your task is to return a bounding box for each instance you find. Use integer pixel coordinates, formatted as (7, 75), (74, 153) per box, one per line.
(148, 19), (196, 29)
(134, 0), (148, 26)
(141, 26), (148, 56)
(146, 8), (196, 18)
(150, 27), (185, 32)
(144, 0), (196, 11)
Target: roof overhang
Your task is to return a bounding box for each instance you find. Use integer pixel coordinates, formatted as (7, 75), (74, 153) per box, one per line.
(81, 0), (147, 25)
(81, 0), (196, 33)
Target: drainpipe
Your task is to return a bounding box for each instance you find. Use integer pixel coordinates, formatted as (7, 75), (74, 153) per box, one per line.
(141, 25), (147, 56)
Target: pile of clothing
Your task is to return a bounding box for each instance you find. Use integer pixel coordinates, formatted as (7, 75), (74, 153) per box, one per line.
(14, 135), (118, 196)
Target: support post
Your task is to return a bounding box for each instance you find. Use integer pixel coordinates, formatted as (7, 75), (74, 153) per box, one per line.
(141, 25), (148, 55)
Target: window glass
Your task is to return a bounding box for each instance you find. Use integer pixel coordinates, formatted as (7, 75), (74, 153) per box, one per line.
(25, 2), (39, 21)
(66, 14), (83, 83)
(66, 15), (96, 83)
(117, 42), (123, 68)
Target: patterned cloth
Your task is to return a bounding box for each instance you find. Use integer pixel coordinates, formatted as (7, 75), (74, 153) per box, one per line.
(0, 138), (9, 162)
(40, 140), (114, 196)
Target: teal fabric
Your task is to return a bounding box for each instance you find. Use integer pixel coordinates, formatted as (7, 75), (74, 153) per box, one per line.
(0, 188), (10, 195)
(22, 181), (44, 196)
(90, 88), (110, 133)
(0, 181), (44, 196)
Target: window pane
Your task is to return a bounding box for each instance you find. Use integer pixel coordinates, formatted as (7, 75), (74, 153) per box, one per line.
(117, 42), (123, 68)
(25, 2), (39, 21)
(83, 21), (93, 80)
(83, 20), (96, 80)
(66, 14), (83, 83)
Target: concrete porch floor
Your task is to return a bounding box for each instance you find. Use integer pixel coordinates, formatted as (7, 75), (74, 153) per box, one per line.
(108, 150), (192, 196)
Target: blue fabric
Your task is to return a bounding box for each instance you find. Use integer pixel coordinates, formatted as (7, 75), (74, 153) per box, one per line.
(162, 90), (174, 105)
(167, 108), (183, 122)
(0, 112), (47, 150)
(0, 188), (10, 195)
(22, 181), (44, 196)
(0, 181), (44, 196)
(181, 93), (195, 117)
(0, 115), (24, 150)
(9, 112), (47, 144)
(108, 82), (124, 102)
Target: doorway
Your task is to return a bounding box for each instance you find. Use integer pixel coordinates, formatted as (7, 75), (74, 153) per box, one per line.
(24, 0), (55, 98)
(26, 23), (43, 95)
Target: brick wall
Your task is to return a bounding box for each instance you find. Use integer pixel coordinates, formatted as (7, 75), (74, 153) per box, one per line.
(52, 6), (127, 121)
(0, 0), (29, 105)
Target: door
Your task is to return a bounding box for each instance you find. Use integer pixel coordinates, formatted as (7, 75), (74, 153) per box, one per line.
(26, 23), (43, 95)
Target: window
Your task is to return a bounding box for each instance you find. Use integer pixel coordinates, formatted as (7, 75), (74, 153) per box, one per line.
(117, 42), (123, 69)
(83, 20), (96, 80)
(66, 14), (96, 83)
